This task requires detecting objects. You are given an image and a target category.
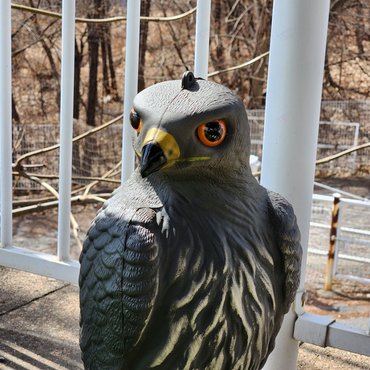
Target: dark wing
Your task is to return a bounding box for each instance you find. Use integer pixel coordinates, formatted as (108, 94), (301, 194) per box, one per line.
(79, 198), (160, 370)
(267, 190), (302, 313)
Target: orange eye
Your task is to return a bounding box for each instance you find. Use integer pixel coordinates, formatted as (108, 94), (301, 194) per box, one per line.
(197, 120), (227, 147)
(130, 109), (142, 133)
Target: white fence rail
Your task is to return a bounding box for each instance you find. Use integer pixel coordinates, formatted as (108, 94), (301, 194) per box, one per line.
(0, 0), (213, 282)
(57, 0), (76, 262)
(309, 193), (370, 284)
(249, 111), (360, 174)
(0, 0), (13, 249)
(0, 0), (212, 284)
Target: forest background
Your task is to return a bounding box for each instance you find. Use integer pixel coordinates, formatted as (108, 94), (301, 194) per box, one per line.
(10, 0), (369, 127)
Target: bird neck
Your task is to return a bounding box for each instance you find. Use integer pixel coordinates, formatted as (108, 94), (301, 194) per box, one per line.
(146, 165), (259, 208)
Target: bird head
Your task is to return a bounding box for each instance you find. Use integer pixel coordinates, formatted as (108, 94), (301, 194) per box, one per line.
(131, 72), (251, 179)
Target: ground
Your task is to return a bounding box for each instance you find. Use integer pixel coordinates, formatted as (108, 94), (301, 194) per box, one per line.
(1, 267), (369, 369)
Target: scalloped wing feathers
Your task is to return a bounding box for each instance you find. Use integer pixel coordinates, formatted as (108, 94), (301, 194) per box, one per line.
(79, 203), (160, 370)
(267, 190), (303, 313)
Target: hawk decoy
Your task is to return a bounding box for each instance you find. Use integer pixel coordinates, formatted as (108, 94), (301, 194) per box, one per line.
(79, 72), (302, 370)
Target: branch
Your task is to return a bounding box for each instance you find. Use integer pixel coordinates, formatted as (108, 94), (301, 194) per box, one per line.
(13, 193), (110, 217)
(18, 169), (83, 250)
(208, 51), (269, 77)
(252, 142), (370, 177)
(82, 161), (122, 197)
(12, 19), (60, 57)
(12, 171), (120, 184)
(315, 142), (370, 165)
(11, 3), (196, 24)
(13, 114), (123, 169)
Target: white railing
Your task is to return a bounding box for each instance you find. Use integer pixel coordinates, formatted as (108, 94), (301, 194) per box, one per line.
(58, 0), (76, 262)
(0, 0), (79, 283)
(0, 0), (13, 249)
(121, 0), (141, 182)
(249, 117), (360, 174)
(0, 0), (211, 285)
(309, 193), (370, 284)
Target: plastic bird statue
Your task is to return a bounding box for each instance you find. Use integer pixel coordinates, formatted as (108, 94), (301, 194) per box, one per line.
(79, 72), (302, 370)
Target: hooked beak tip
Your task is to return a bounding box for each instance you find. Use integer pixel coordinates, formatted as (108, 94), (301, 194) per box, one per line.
(140, 142), (167, 178)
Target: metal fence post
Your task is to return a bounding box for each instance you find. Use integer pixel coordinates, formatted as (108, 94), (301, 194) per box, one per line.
(57, 0), (76, 261)
(324, 193), (341, 291)
(121, 0), (141, 183)
(260, 0), (330, 369)
(0, 0), (13, 248)
(194, 0), (211, 79)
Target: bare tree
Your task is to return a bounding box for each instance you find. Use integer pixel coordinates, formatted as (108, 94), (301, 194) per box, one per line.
(207, 0), (272, 107)
(138, 0), (152, 92)
(86, 0), (103, 126)
(74, 30), (87, 120)
(324, 0), (370, 100)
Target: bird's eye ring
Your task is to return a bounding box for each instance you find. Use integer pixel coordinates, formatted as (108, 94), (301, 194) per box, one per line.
(130, 109), (142, 133)
(197, 120), (227, 147)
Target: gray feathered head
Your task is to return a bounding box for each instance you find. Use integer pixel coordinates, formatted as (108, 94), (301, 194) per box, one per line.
(130, 72), (251, 178)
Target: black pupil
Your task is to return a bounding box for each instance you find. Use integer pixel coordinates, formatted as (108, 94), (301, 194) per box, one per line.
(130, 110), (141, 130)
(204, 122), (223, 142)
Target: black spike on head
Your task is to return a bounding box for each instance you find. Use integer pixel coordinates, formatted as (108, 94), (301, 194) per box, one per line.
(181, 71), (196, 90)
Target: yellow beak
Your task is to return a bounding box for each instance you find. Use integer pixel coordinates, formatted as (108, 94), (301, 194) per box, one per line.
(140, 128), (180, 177)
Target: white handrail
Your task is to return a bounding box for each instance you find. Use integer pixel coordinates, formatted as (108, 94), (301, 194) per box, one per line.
(194, 0), (211, 79)
(313, 193), (370, 206)
(0, 0), (13, 248)
(294, 312), (370, 357)
(57, 0), (76, 261)
(314, 181), (369, 202)
(121, 0), (141, 183)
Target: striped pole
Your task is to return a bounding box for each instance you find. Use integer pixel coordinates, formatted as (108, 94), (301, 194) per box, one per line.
(324, 193), (341, 291)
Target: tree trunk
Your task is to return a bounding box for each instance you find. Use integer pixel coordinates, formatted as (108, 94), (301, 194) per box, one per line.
(86, 0), (104, 127)
(101, 27), (110, 96)
(107, 37), (119, 100)
(211, 0), (227, 85)
(86, 24), (100, 126)
(73, 37), (84, 119)
(12, 94), (20, 124)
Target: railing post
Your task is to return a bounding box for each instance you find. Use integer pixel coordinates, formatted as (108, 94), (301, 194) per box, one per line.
(121, 0), (141, 183)
(57, 0), (76, 261)
(194, 0), (211, 79)
(324, 193), (341, 291)
(260, 0), (330, 369)
(0, 0), (13, 248)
